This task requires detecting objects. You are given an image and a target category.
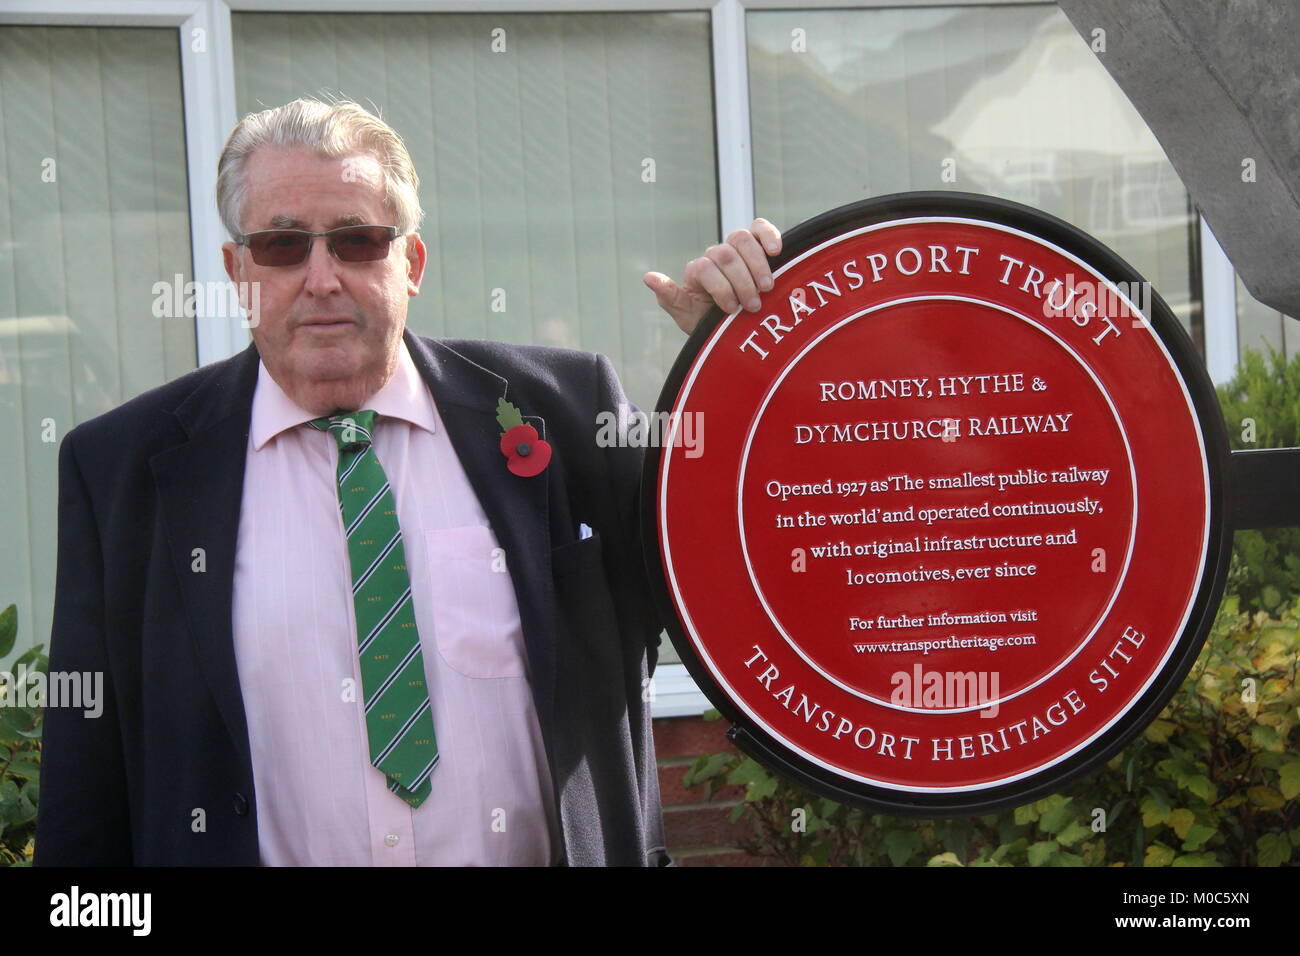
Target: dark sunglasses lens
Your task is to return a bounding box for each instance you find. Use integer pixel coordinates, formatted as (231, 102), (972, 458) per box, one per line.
(330, 226), (394, 262)
(247, 231), (311, 266)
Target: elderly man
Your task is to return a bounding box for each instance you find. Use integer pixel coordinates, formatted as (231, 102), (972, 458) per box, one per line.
(33, 98), (780, 866)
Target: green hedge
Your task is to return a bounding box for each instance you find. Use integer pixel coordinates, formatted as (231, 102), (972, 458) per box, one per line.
(0, 605), (41, 866)
(685, 592), (1299, 866)
(1218, 346), (1300, 611)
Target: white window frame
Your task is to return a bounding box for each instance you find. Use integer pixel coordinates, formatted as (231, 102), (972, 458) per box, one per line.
(2, 0), (1241, 718)
(1, 0), (240, 366)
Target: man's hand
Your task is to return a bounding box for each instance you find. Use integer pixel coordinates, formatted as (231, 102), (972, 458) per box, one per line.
(644, 218), (782, 336)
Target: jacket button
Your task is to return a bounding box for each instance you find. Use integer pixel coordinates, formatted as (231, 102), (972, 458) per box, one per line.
(233, 793), (249, 816)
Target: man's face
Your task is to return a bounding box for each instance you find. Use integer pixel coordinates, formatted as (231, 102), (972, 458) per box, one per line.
(222, 145), (426, 416)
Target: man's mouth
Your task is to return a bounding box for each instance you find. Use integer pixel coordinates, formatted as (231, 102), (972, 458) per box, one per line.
(299, 316), (356, 330)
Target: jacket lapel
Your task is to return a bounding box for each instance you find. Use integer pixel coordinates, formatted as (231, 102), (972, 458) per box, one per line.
(401, 331), (560, 745)
(150, 343), (260, 768)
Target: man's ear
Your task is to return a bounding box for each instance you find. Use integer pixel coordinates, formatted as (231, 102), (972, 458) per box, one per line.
(222, 240), (257, 315)
(222, 241), (243, 285)
(404, 233), (428, 296)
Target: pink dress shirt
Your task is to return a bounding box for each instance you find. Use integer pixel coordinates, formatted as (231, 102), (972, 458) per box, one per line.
(231, 339), (559, 865)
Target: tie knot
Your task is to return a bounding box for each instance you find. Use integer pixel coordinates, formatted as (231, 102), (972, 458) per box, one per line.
(309, 408), (377, 452)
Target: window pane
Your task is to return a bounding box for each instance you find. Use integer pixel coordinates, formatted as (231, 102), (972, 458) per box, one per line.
(231, 11), (718, 413)
(1235, 275), (1299, 361)
(0, 26), (195, 662)
(747, 5), (1200, 340)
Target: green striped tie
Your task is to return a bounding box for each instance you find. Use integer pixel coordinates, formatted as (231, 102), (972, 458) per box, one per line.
(309, 409), (438, 807)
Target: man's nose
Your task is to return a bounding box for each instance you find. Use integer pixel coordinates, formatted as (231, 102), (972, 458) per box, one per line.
(302, 234), (343, 296)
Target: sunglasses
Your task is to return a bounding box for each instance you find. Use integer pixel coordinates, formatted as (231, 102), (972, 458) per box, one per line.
(237, 225), (399, 266)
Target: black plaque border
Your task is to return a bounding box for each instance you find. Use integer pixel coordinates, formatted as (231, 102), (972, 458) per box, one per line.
(640, 191), (1232, 817)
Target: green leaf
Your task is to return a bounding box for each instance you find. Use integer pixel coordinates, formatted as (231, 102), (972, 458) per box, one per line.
(1261, 585), (1282, 611)
(4, 759), (39, 779)
(682, 752), (731, 787)
(494, 398), (524, 433)
(1144, 843), (1176, 867)
(1141, 795), (1171, 827)
(882, 829), (921, 867)
(0, 605), (15, 658)
(0, 779), (19, 825)
(992, 837), (1028, 863)
(1278, 760), (1300, 800)
(1247, 786), (1287, 809)
(1056, 820), (1091, 847)
(1256, 832), (1292, 867)
(814, 797), (839, 820)
(1251, 724), (1284, 752)
(1169, 808), (1195, 840)
(1182, 824), (1217, 852)
(803, 841), (831, 866)
(1013, 803), (1039, 825)
(0, 708), (41, 740)
(926, 852), (963, 867)
(1027, 841), (1059, 866)
(1038, 797), (1074, 834)
(1051, 850), (1086, 867)
(725, 758), (770, 787)
(1182, 775), (1216, 803)
(746, 775), (777, 802)
(8, 788), (36, 829)
(1144, 719), (1177, 744)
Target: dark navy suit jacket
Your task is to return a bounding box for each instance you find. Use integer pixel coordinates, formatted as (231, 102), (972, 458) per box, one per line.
(34, 328), (669, 866)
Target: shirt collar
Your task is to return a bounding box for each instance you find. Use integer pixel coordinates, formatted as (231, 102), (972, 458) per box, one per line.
(251, 338), (438, 450)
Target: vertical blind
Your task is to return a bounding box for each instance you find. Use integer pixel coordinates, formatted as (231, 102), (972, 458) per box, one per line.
(0, 26), (195, 662)
(231, 12), (718, 414)
(747, 5), (1200, 340)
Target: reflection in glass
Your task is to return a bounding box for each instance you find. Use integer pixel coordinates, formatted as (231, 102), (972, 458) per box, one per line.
(747, 5), (1199, 339)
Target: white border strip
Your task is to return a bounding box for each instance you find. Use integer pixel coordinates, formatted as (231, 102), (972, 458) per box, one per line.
(1200, 215), (1238, 385)
(711, 0), (755, 237)
(185, 0), (246, 365)
(0, 0), (206, 24)
(230, 0), (707, 8)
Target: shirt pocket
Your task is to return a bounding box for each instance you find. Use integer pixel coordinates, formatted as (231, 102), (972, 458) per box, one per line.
(424, 525), (528, 679)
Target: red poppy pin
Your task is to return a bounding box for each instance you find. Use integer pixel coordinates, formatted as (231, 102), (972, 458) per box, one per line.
(497, 398), (552, 477)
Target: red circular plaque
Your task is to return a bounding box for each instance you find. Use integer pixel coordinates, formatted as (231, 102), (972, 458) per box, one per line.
(645, 194), (1229, 813)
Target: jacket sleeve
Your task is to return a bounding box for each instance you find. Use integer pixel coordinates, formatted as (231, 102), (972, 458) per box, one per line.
(592, 352), (672, 866)
(33, 429), (132, 866)
(592, 353), (669, 666)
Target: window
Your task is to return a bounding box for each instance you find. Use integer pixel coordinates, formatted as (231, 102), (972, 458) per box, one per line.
(0, 25), (195, 659)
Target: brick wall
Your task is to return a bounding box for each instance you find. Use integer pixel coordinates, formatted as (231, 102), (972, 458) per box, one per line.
(653, 715), (770, 866)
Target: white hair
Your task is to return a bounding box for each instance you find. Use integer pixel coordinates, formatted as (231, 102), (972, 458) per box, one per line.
(216, 97), (423, 238)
